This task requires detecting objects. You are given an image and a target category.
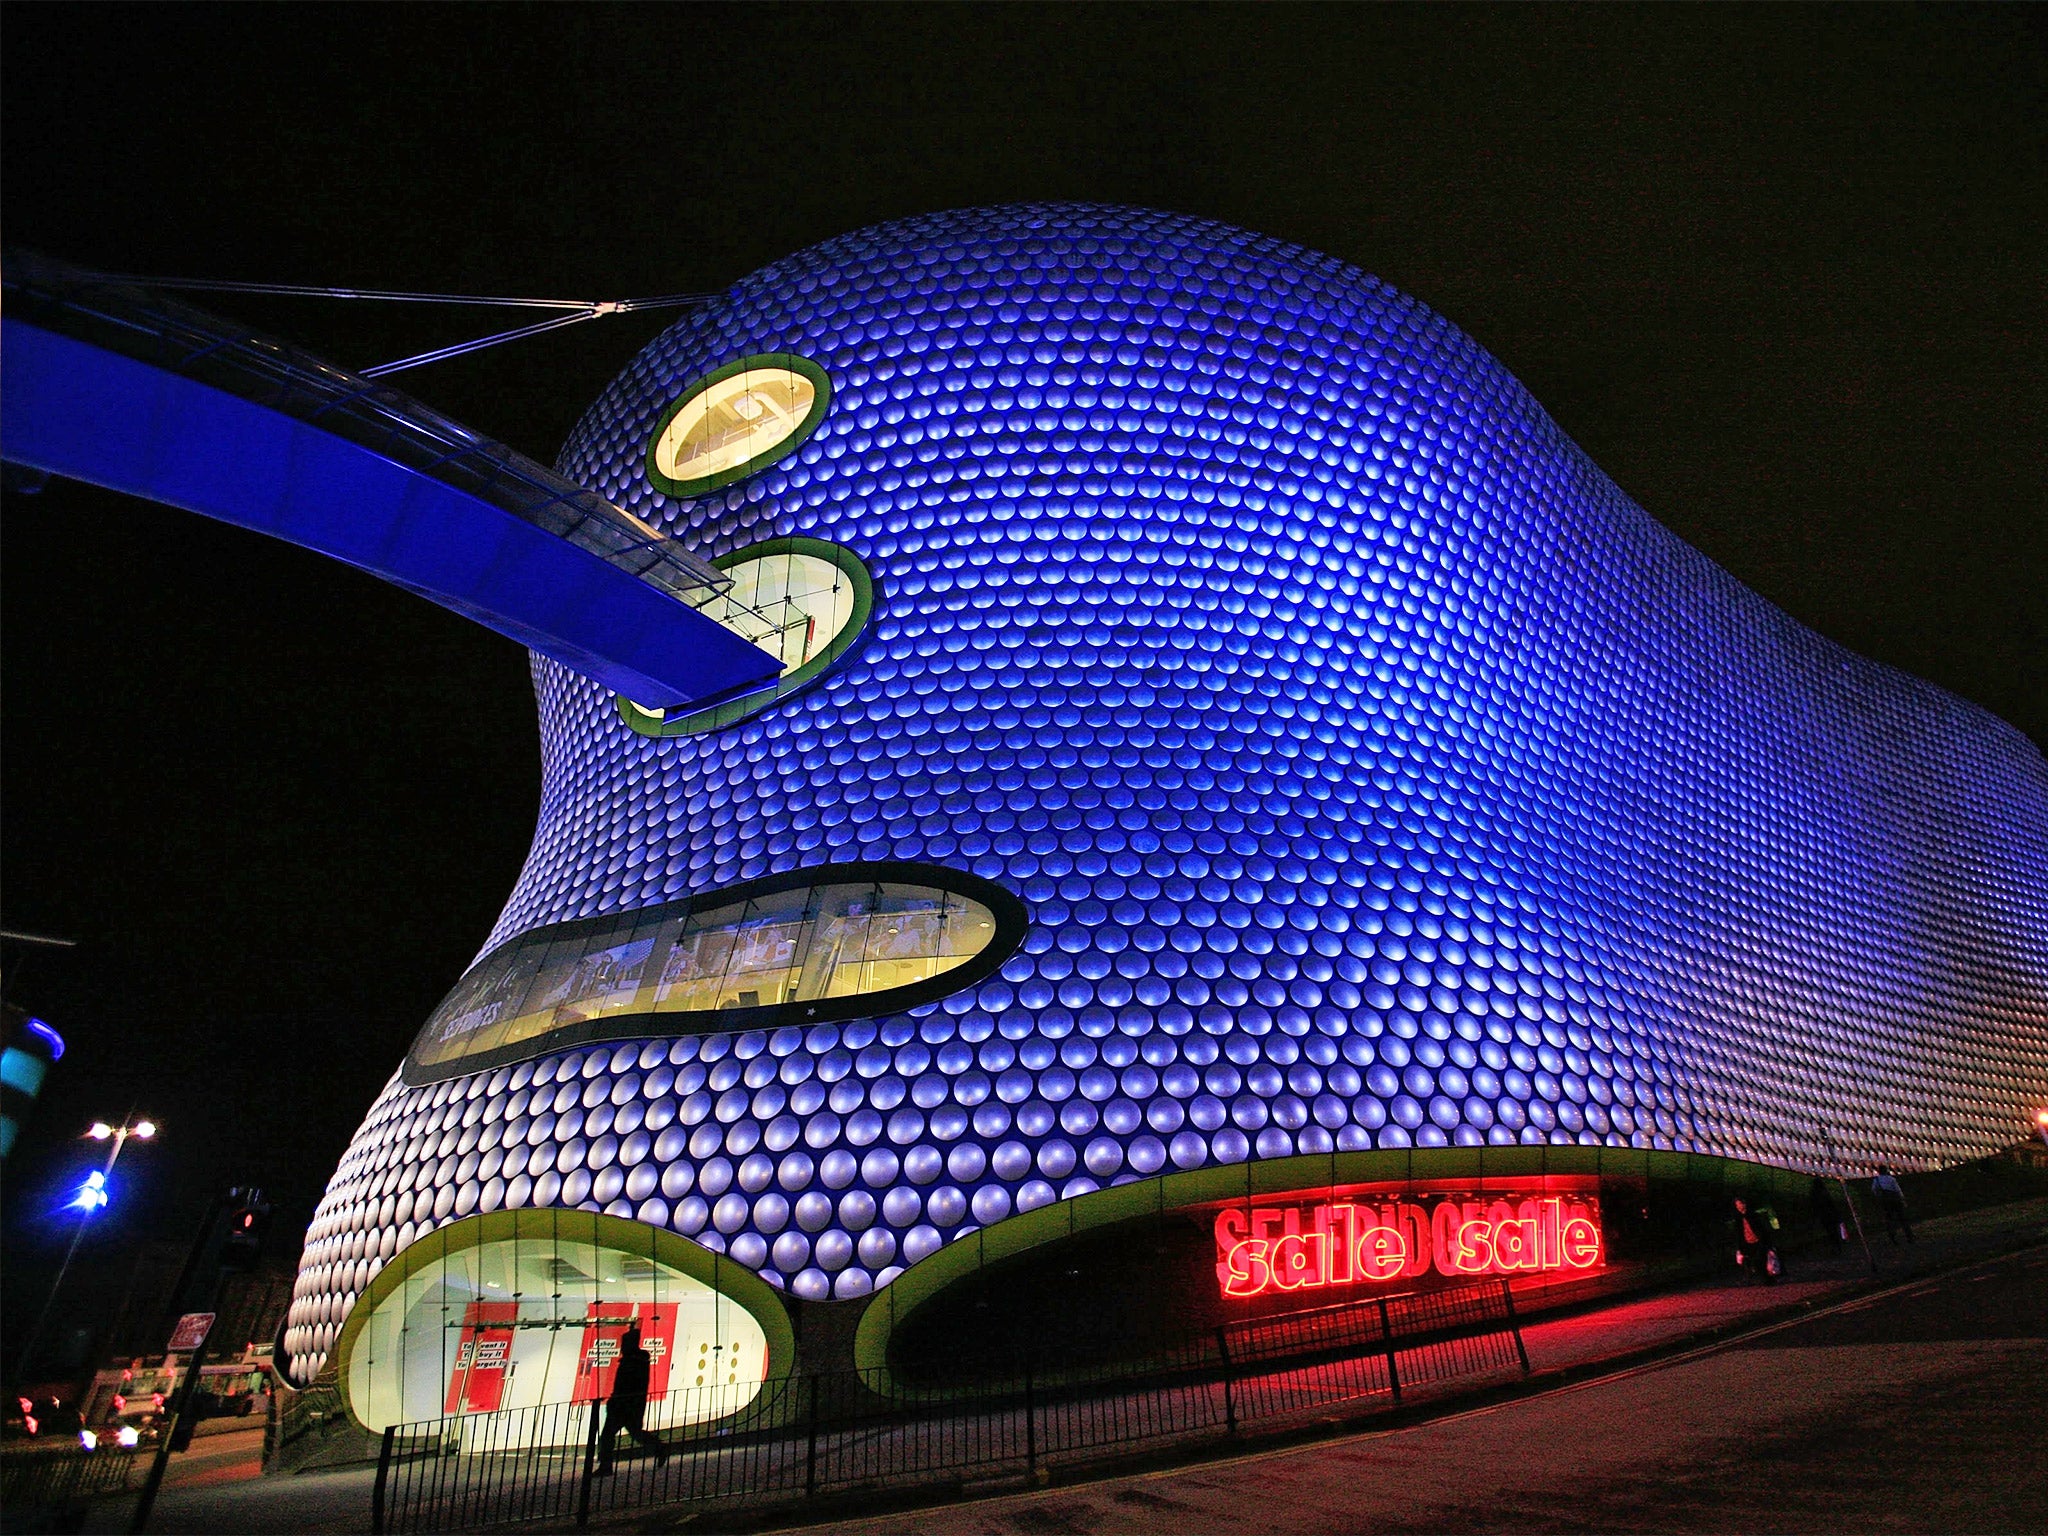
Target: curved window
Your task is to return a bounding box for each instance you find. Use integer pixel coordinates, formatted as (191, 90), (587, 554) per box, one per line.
(620, 537), (872, 737)
(339, 1211), (791, 1441)
(646, 354), (829, 497)
(404, 863), (1026, 1083)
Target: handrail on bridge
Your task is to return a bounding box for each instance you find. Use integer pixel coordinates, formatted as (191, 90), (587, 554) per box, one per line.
(1, 249), (731, 608)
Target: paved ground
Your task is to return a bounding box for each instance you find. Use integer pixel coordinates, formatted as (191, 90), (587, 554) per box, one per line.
(81, 1433), (379, 1534)
(77, 1196), (2048, 1533)
(794, 1245), (2048, 1536)
(157, 1422), (266, 1487)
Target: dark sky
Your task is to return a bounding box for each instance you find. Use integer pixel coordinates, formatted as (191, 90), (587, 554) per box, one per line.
(4, 5), (2044, 1315)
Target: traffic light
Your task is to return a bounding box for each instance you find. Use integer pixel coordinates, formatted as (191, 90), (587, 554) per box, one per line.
(220, 1187), (273, 1271)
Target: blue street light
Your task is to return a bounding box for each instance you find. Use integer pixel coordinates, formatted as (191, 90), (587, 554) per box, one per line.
(11, 1118), (156, 1388)
(68, 1170), (109, 1213)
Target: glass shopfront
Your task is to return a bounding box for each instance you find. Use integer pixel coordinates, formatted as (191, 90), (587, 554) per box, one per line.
(339, 1210), (790, 1441)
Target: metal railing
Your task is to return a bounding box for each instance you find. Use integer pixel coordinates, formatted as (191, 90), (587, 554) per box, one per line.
(1, 249), (729, 609)
(372, 1277), (1530, 1533)
(0, 1443), (149, 1521)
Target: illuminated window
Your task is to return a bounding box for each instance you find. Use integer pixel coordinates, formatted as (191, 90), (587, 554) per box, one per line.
(646, 354), (829, 497)
(621, 537), (872, 737)
(405, 864), (1025, 1082)
(338, 1211), (787, 1441)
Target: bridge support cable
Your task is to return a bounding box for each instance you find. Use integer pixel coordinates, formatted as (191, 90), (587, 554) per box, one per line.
(1, 250), (781, 713)
(52, 269), (717, 378)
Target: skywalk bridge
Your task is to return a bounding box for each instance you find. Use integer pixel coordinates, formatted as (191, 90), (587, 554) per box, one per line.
(0, 250), (781, 712)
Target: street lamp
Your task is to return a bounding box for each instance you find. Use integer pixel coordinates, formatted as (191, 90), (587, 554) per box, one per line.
(85, 1119), (154, 1148)
(11, 1117), (159, 1392)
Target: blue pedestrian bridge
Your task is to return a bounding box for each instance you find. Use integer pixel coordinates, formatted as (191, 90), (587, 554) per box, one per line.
(0, 250), (782, 712)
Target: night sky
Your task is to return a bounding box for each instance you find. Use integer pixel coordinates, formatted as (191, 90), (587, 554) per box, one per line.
(4, 5), (2043, 1330)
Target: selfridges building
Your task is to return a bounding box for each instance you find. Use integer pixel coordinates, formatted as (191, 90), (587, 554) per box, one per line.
(283, 205), (2048, 1428)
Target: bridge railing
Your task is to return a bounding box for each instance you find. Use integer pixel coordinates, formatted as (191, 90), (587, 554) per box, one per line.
(1, 249), (730, 608)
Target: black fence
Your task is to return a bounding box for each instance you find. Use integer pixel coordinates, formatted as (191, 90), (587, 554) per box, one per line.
(372, 1276), (1529, 1533)
(0, 1444), (149, 1530)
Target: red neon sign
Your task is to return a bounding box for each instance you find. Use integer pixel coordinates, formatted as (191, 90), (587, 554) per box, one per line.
(1215, 1193), (1602, 1300)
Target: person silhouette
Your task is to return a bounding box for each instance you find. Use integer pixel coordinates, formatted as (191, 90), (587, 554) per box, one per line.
(1808, 1176), (1844, 1254)
(1871, 1166), (1914, 1244)
(593, 1322), (668, 1474)
(1732, 1196), (1779, 1284)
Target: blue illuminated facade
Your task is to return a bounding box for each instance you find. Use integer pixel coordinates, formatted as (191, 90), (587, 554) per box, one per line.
(286, 205), (2048, 1387)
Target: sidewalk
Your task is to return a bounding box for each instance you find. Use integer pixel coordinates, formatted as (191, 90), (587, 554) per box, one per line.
(659, 1195), (2048, 1535)
(1517, 1192), (2048, 1382)
(87, 1195), (2048, 1535)
(788, 1239), (2048, 1536)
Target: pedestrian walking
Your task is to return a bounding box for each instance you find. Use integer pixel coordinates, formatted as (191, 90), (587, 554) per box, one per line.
(1808, 1175), (1844, 1254)
(593, 1323), (669, 1474)
(1871, 1166), (1914, 1244)
(1732, 1196), (1780, 1283)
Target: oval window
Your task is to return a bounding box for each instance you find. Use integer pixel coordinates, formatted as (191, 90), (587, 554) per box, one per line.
(646, 354), (830, 497)
(338, 1210), (790, 1438)
(620, 537), (872, 737)
(404, 863), (1027, 1083)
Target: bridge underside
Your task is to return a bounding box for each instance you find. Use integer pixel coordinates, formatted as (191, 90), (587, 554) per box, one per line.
(0, 277), (780, 712)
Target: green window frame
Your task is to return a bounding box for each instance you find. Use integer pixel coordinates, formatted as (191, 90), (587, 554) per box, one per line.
(645, 353), (832, 498)
(402, 862), (1029, 1085)
(619, 536), (874, 738)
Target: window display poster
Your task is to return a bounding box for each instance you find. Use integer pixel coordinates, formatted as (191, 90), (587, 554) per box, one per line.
(443, 1302), (520, 1415)
(572, 1303), (679, 1404)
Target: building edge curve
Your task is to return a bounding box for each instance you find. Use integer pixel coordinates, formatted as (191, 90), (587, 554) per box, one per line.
(282, 202), (2048, 1391)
